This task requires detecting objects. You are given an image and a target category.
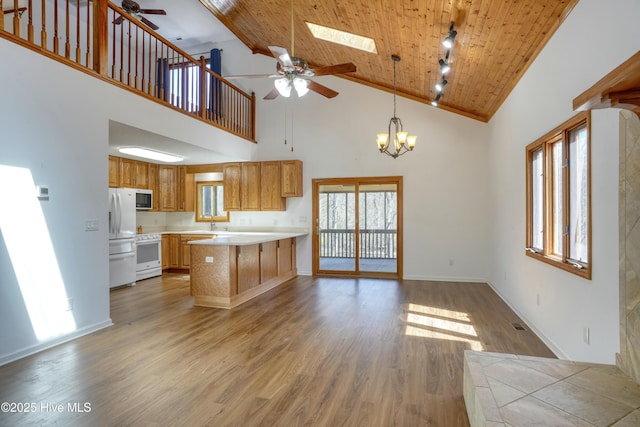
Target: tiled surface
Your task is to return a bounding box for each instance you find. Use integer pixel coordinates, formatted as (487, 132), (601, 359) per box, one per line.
(464, 351), (640, 427)
(619, 110), (640, 383)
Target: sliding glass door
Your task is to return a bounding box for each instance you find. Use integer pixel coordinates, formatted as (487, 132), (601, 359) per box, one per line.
(312, 177), (402, 277)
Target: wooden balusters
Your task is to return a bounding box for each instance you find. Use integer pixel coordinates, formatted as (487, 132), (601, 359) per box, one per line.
(13, 0), (19, 37)
(53, 0), (58, 54)
(27, 0), (33, 42)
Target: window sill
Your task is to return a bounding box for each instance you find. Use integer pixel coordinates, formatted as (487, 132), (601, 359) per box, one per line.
(525, 251), (591, 280)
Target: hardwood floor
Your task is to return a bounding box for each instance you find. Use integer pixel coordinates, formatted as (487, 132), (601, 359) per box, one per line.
(0, 274), (555, 426)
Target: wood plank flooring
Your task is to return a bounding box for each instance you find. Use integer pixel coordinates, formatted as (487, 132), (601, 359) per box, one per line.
(0, 274), (555, 426)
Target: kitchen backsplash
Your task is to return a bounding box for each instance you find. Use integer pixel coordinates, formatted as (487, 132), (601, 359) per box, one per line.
(136, 211), (309, 233)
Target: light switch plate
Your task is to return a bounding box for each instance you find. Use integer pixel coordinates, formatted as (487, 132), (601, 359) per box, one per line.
(85, 219), (99, 231)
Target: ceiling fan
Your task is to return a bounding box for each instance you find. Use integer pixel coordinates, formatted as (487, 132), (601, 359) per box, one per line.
(225, 0), (357, 100)
(114, 0), (166, 31)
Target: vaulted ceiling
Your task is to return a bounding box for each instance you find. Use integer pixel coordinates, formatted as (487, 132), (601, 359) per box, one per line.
(197, 0), (579, 122)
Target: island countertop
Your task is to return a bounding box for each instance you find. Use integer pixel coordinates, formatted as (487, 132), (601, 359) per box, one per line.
(187, 231), (308, 246)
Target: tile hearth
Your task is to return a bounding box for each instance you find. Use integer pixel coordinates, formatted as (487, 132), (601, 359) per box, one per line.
(463, 350), (640, 427)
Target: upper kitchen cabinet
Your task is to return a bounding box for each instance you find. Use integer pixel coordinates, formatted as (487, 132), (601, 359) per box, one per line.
(108, 156), (119, 187)
(260, 161), (286, 211)
(158, 165), (194, 212)
(134, 161), (149, 189)
(148, 163), (159, 211)
(118, 157), (137, 188)
(158, 165), (178, 211)
(223, 162), (261, 211)
(281, 160), (303, 197)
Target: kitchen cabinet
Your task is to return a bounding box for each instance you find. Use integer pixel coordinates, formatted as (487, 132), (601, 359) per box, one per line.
(277, 238), (295, 278)
(223, 162), (265, 211)
(177, 166), (194, 212)
(161, 234), (170, 270)
(108, 156), (119, 187)
(223, 163), (242, 211)
(158, 165), (178, 211)
(189, 233), (304, 309)
(260, 241), (278, 283)
(241, 162), (261, 211)
(281, 160), (303, 197)
(119, 158), (137, 188)
(260, 161), (286, 211)
(168, 234), (181, 269)
(237, 244), (260, 294)
(134, 161), (149, 189)
(148, 163), (159, 211)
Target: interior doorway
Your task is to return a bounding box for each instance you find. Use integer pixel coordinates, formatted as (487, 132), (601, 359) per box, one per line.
(312, 177), (403, 277)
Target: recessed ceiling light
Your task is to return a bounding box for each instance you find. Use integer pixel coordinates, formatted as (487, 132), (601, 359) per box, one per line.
(118, 147), (183, 163)
(306, 22), (377, 54)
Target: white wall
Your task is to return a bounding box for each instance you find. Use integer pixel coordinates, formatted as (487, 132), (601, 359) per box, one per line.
(0, 38), (256, 365)
(209, 39), (493, 280)
(487, 0), (640, 363)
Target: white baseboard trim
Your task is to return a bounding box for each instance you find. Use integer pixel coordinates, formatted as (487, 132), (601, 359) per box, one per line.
(0, 319), (113, 367)
(402, 275), (488, 283)
(485, 280), (568, 360)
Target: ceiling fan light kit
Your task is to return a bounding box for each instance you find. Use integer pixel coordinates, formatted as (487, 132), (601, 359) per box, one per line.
(376, 55), (416, 159)
(433, 22), (457, 107)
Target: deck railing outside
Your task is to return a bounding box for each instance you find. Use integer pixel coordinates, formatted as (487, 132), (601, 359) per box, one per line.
(319, 229), (397, 259)
(0, 0), (255, 141)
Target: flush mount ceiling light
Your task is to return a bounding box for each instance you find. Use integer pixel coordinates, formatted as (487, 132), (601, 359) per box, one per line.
(306, 22), (377, 54)
(376, 55), (416, 159)
(118, 147), (183, 163)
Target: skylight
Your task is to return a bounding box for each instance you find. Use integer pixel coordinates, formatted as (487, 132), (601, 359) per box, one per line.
(305, 22), (377, 54)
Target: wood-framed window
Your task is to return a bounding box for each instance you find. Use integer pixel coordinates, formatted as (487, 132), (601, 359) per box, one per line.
(525, 111), (591, 279)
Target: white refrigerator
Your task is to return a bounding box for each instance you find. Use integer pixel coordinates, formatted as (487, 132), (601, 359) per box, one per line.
(109, 188), (137, 288)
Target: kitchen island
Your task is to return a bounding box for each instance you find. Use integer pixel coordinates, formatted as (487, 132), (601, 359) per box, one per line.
(188, 231), (307, 309)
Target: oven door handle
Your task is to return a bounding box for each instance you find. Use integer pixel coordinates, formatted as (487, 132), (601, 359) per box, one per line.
(109, 252), (136, 261)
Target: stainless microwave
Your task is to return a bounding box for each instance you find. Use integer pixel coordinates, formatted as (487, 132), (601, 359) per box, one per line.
(135, 189), (152, 210)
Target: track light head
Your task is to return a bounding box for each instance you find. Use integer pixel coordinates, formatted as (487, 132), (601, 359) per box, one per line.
(442, 30), (457, 49)
(435, 79), (448, 93)
(431, 94), (442, 107)
(439, 59), (451, 75)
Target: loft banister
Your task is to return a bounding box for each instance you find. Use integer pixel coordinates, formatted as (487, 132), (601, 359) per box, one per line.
(0, 0), (256, 142)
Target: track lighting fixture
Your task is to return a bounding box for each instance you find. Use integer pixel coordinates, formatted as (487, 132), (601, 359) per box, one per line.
(435, 79), (448, 93)
(442, 22), (457, 49)
(432, 22), (456, 108)
(439, 58), (450, 75)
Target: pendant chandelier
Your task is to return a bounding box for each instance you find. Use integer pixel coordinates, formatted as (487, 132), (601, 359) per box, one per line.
(376, 55), (416, 159)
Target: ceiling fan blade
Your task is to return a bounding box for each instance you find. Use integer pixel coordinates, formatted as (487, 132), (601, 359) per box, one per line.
(268, 45), (293, 68)
(139, 16), (159, 30)
(3, 7), (26, 15)
(139, 9), (166, 15)
(113, 15), (125, 25)
(263, 88), (280, 100)
(308, 80), (339, 98)
(224, 74), (279, 80)
(312, 62), (357, 76)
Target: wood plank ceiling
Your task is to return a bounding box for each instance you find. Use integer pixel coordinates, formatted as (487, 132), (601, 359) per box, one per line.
(198, 0), (579, 122)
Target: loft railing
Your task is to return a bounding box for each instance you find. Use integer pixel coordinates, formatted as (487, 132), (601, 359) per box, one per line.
(0, 0), (256, 141)
(319, 229), (397, 259)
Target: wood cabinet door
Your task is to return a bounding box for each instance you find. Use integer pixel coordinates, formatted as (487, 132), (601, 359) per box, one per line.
(148, 163), (159, 211)
(260, 161), (286, 211)
(281, 160), (303, 197)
(260, 241), (278, 283)
(119, 158), (137, 188)
(168, 234), (181, 268)
(158, 166), (178, 211)
(108, 156), (120, 187)
(161, 235), (169, 270)
(177, 166), (194, 212)
(134, 161), (149, 189)
(277, 238), (293, 277)
(223, 163), (242, 211)
(241, 162), (261, 211)
(237, 244), (260, 294)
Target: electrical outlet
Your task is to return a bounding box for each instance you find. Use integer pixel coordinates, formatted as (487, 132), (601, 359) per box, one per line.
(584, 327), (590, 345)
(85, 219), (99, 231)
(205, 256), (214, 263)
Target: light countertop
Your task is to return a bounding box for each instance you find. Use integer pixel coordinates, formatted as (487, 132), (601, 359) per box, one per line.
(187, 231), (308, 246)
